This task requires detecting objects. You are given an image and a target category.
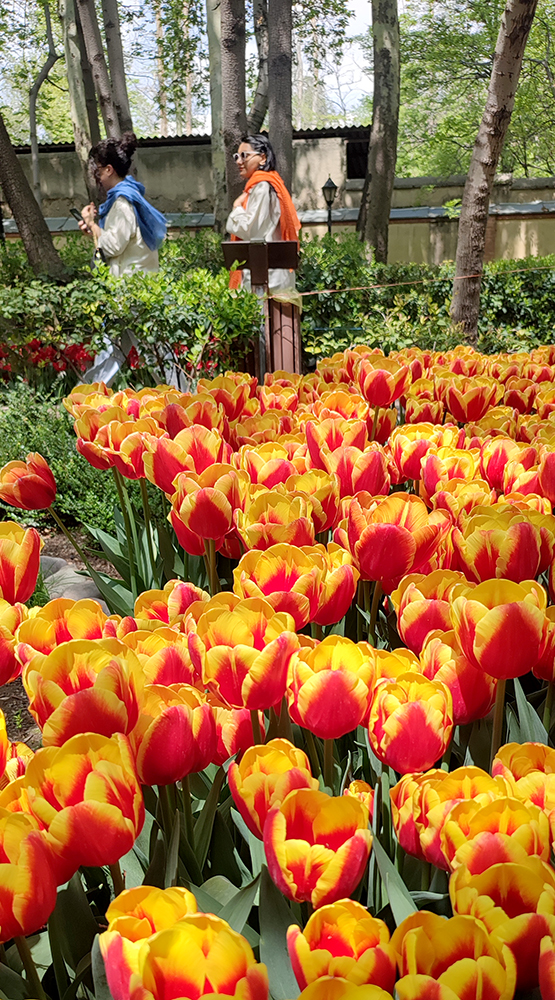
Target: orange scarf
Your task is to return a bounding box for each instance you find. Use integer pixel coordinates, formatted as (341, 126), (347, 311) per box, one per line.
(229, 170), (301, 289)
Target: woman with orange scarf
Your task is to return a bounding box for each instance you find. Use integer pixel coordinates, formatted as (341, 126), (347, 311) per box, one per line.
(226, 134), (301, 293)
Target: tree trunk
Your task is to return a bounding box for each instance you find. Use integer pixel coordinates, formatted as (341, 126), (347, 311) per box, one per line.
(220, 0), (247, 210)
(155, 2), (170, 137)
(0, 111), (67, 278)
(451, 0), (538, 341)
(268, 0), (293, 190)
(357, 0), (400, 263)
(101, 0), (134, 132)
(247, 0), (269, 132)
(76, 0), (121, 138)
(76, 2), (101, 145)
(29, 2), (60, 208)
(206, 0), (227, 230)
(60, 0), (97, 198)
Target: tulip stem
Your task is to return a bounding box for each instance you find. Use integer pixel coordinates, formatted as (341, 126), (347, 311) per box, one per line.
(304, 729), (321, 778)
(49, 507), (104, 590)
(490, 678), (506, 768)
(369, 582), (382, 644)
(181, 775), (195, 849)
(140, 479), (159, 587)
(323, 739), (335, 792)
(544, 682), (554, 734)
(204, 539), (220, 596)
(311, 622), (323, 641)
(112, 468), (138, 600)
(420, 861), (431, 891)
(370, 405), (380, 443)
(15, 936), (47, 1000)
(251, 710), (263, 745)
(109, 861), (125, 897)
(158, 784), (173, 840)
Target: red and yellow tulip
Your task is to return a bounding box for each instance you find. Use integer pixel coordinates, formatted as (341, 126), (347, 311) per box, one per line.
(22, 637), (144, 745)
(287, 636), (375, 739)
(450, 857), (555, 991)
(449, 579), (546, 679)
(228, 739), (318, 839)
(0, 452), (57, 509)
(368, 673), (453, 774)
(131, 683), (216, 785)
(189, 596), (298, 710)
(287, 899), (396, 991)
(264, 788), (373, 908)
(0, 521), (42, 604)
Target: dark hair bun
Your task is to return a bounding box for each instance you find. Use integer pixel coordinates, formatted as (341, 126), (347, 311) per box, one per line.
(120, 132), (138, 158)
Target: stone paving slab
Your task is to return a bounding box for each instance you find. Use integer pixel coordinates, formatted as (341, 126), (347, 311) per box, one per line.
(41, 555), (109, 612)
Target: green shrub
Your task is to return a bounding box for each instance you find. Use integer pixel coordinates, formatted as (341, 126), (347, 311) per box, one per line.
(0, 382), (123, 532)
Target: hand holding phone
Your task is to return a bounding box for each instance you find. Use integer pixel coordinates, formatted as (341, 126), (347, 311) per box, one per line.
(69, 207), (84, 223)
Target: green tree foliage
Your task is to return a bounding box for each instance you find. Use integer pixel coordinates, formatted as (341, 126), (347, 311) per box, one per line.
(359, 0), (555, 177)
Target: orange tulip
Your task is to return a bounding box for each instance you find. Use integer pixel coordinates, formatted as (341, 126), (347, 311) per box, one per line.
(405, 396), (445, 425)
(539, 936), (555, 1000)
(228, 739), (318, 839)
(389, 424), (436, 483)
(120, 913), (269, 1000)
(209, 699), (264, 766)
(0, 521), (42, 604)
(344, 780), (375, 820)
(121, 629), (201, 688)
(264, 788), (372, 908)
(285, 470), (340, 533)
(22, 637), (144, 745)
(450, 857), (555, 992)
(189, 596), (299, 709)
(368, 673), (453, 774)
(294, 982), (393, 1000)
(449, 579), (546, 679)
(430, 478), (497, 523)
(0, 451), (56, 509)
(287, 899), (396, 991)
(444, 376), (502, 423)
(0, 598), (27, 685)
(323, 443), (391, 499)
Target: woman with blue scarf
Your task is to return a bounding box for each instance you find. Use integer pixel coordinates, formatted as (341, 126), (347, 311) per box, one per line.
(79, 132), (166, 277)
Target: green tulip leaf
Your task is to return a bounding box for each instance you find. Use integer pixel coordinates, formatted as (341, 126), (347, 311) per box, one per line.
(372, 837), (416, 926)
(514, 677), (549, 744)
(219, 873), (261, 934)
(259, 866), (300, 1000)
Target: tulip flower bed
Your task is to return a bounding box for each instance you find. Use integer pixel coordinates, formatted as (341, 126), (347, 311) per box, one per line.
(3, 344), (555, 998)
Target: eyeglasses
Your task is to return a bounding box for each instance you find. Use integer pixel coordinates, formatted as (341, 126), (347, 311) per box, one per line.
(233, 151), (260, 162)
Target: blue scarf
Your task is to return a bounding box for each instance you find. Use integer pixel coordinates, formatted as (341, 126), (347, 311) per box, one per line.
(98, 175), (166, 251)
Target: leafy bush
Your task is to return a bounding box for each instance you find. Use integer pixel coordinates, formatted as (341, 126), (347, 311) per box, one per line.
(0, 251), (260, 388)
(0, 382), (124, 532)
(297, 233), (555, 358)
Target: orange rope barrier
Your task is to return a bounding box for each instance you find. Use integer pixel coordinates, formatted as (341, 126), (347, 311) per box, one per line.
(298, 263), (555, 298)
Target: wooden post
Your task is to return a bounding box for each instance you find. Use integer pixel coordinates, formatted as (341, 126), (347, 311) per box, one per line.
(222, 239), (300, 378)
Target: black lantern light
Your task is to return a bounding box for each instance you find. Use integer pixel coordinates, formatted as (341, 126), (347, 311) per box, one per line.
(322, 176), (338, 235)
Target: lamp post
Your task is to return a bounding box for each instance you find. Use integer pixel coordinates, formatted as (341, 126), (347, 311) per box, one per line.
(322, 176), (338, 236)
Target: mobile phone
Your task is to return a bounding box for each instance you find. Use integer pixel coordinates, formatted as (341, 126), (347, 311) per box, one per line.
(70, 207), (84, 222)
